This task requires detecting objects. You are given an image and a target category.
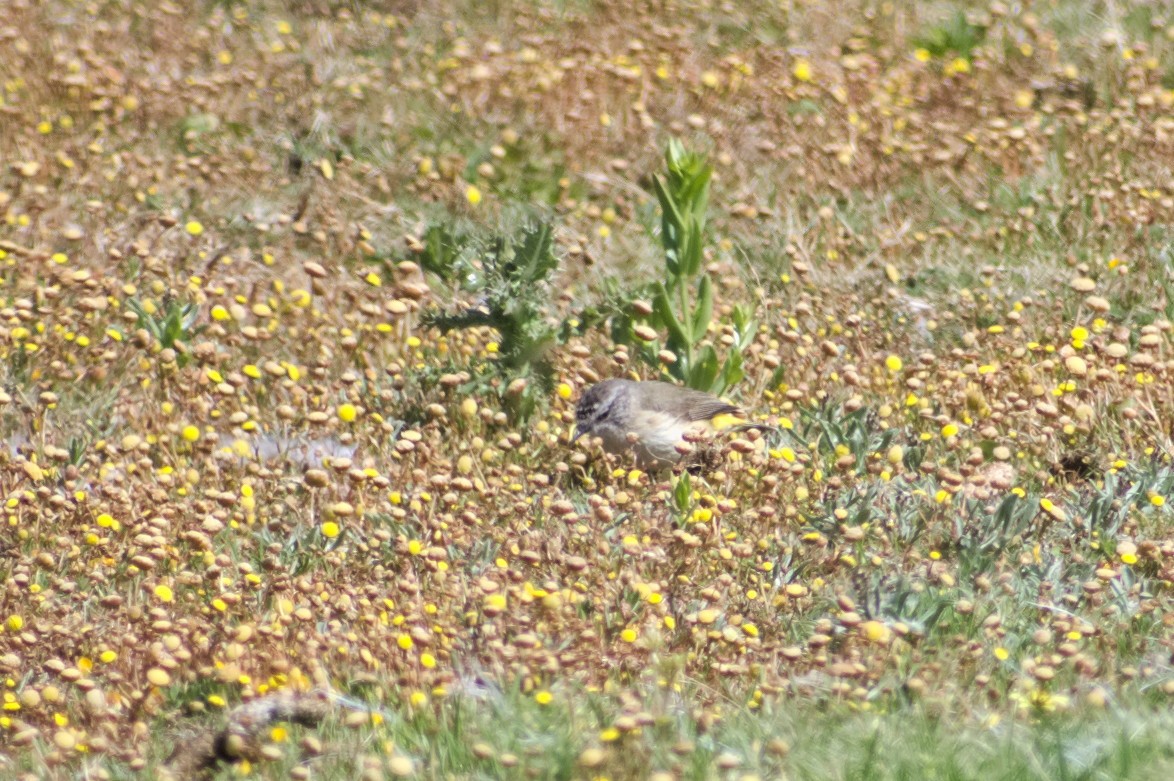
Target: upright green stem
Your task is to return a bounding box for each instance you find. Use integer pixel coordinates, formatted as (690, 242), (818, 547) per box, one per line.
(677, 274), (693, 373)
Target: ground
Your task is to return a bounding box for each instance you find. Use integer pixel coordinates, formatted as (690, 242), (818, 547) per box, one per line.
(0, 0), (1173, 779)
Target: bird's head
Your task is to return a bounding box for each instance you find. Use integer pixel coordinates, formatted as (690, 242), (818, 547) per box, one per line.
(573, 380), (627, 441)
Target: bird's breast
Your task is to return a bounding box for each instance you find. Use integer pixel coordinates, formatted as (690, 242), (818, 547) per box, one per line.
(615, 411), (714, 467)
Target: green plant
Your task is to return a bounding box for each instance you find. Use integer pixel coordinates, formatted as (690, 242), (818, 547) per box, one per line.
(66, 435), (88, 467)
(126, 296), (204, 367)
(610, 139), (756, 396)
(913, 10), (986, 62)
(417, 222), (467, 282)
(954, 490), (1041, 579)
(792, 402), (914, 473)
(424, 220), (561, 421)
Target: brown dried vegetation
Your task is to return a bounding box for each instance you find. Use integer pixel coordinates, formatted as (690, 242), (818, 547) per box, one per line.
(0, 0), (1173, 778)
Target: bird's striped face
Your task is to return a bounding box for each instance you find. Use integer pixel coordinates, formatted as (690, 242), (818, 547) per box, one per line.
(573, 380), (627, 441)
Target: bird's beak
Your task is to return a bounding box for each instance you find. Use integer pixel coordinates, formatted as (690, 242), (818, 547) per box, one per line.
(571, 427), (586, 443)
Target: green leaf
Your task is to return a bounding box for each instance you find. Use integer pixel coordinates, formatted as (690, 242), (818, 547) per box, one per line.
(673, 473), (692, 515)
(688, 344), (720, 392)
(680, 166), (711, 228)
(181, 304), (200, 332)
(665, 138), (689, 177)
(512, 222), (557, 285)
(692, 274), (714, 344)
(653, 283), (690, 348)
(164, 312), (182, 346)
(732, 304), (757, 351)
(718, 350), (744, 396)
(652, 173), (684, 234)
(679, 218), (704, 278)
(420, 224), (462, 281)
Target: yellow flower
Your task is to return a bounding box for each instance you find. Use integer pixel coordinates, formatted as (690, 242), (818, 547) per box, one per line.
(1040, 498), (1068, 521)
(535, 690), (553, 705)
(465, 185), (482, 205)
(321, 521), (340, 539)
(885, 355), (903, 372)
(185, 221), (204, 236)
(337, 404), (357, 422)
(154, 585), (174, 603)
(914, 48), (931, 62)
(792, 59), (812, 82)
(861, 621), (891, 644)
(181, 426), (200, 442)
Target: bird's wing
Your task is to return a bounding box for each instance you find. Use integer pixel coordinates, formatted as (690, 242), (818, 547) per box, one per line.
(686, 399), (743, 422)
(661, 387), (742, 422)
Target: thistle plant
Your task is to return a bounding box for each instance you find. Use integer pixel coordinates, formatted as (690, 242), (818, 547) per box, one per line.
(424, 220), (561, 422)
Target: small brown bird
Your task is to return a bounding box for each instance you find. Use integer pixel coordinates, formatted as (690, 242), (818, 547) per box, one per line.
(574, 379), (759, 469)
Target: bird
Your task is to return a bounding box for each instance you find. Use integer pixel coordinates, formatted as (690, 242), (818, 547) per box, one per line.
(573, 378), (762, 469)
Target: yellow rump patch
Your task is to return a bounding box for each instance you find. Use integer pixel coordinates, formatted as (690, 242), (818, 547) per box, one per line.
(709, 412), (746, 431)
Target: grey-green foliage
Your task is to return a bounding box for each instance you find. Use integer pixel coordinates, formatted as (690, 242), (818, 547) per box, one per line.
(126, 296), (204, 367)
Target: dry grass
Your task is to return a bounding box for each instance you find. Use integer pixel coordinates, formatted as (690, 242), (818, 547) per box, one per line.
(1, 0), (1173, 778)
